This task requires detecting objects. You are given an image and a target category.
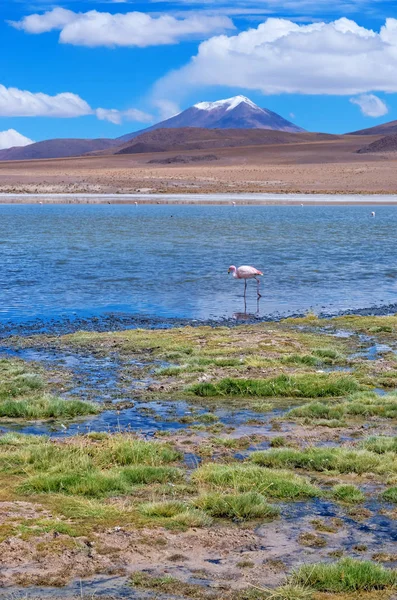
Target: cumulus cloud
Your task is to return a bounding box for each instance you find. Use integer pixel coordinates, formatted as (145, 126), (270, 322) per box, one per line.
(0, 129), (34, 150)
(350, 94), (388, 117)
(154, 17), (397, 99)
(10, 8), (234, 47)
(0, 84), (91, 118)
(0, 84), (152, 124)
(10, 7), (76, 34)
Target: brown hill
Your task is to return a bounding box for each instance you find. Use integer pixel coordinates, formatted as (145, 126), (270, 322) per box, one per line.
(357, 133), (397, 153)
(110, 127), (340, 155)
(0, 138), (116, 161)
(349, 120), (397, 136)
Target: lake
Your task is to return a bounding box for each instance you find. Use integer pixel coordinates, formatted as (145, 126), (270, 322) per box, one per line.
(0, 202), (396, 325)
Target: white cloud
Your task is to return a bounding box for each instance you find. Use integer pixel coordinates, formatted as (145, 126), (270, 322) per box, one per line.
(350, 94), (388, 117)
(10, 8), (234, 47)
(0, 84), (91, 118)
(0, 129), (34, 150)
(10, 7), (76, 34)
(0, 84), (152, 124)
(96, 107), (153, 124)
(154, 17), (397, 99)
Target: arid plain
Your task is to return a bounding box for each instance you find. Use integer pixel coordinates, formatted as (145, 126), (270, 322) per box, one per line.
(1, 134), (396, 198)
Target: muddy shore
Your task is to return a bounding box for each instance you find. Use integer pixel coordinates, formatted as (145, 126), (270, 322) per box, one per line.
(0, 314), (397, 598)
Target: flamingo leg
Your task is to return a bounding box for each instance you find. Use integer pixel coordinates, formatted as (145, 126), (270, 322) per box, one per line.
(244, 279), (247, 297)
(255, 277), (262, 298)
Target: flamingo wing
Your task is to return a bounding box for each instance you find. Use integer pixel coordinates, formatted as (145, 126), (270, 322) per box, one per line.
(236, 265), (263, 278)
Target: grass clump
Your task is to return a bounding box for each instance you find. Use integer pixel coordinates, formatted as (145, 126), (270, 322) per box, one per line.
(193, 492), (279, 521)
(190, 374), (359, 399)
(361, 436), (397, 454)
(298, 532), (327, 548)
(381, 487), (397, 503)
(0, 433), (183, 502)
(0, 359), (45, 399)
(0, 358), (98, 420)
(139, 501), (211, 528)
(130, 572), (215, 598)
(291, 558), (397, 592)
(0, 395), (99, 419)
(331, 484), (365, 503)
(250, 446), (397, 475)
(288, 392), (397, 423)
(20, 465), (183, 497)
(192, 463), (320, 500)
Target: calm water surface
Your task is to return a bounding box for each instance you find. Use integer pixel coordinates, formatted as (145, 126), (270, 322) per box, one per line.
(0, 202), (396, 324)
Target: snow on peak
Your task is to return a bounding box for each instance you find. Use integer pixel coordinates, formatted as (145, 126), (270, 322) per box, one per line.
(194, 95), (260, 112)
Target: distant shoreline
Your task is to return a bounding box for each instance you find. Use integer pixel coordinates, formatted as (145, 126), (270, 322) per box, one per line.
(1, 193), (397, 205)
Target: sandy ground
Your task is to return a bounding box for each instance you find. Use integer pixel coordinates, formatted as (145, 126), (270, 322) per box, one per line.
(1, 137), (397, 198)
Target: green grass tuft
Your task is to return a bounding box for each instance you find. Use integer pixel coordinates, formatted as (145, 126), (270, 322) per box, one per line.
(192, 463), (320, 500)
(193, 491), (279, 521)
(331, 484), (365, 503)
(250, 446), (397, 475)
(291, 558), (397, 592)
(360, 436), (397, 454)
(381, 487), (397, 503)
(0, 395), (99, 419)
(190, 374), (359, 399)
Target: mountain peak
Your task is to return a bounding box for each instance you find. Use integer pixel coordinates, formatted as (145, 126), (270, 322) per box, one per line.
(194, 95), (260, 112)
(116, 95), (305, 143)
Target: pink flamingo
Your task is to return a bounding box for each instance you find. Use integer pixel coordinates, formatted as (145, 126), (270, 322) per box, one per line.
(228, 265), (263, 297)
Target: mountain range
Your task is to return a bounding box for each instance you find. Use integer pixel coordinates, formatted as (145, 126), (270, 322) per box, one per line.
(1, 95), (397, 161)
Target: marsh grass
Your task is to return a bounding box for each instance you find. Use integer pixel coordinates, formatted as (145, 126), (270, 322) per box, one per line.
(0, 433), (183, 500)
(381, 487), (397, 503)
(264, 584), (313, 600)
(0, 359), (45, 399)
(192, 464), (321, 499)
(0, 358), (97, 419)
(193, 491), (280, 520)
(130, 572), (216, 599)
(331, 484), (365, 503)
(288, 392), (397, 422)
(291, 558), (397, 592)
(190, 374), (359, 399)
(361, 436), (397, 454)
(0, 395), (99, 419)
(250, 447), (397, 475)
(138, 501), (212, 528)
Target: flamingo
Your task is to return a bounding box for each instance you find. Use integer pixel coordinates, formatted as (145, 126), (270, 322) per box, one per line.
(228, 265), (263, 297)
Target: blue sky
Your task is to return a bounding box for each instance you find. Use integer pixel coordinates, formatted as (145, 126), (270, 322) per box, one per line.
(1, 0), (397, 146)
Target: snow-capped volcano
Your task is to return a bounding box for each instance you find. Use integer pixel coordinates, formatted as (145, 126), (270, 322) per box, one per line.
(117, 95), (304, 143)
(194, 95), (259, 112)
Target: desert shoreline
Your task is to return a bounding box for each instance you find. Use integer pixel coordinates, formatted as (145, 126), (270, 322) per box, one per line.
(2, 192), (397, 205)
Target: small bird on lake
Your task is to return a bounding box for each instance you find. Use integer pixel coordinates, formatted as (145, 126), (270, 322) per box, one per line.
(371, 211), (376, 217)
(228, 265), (263, 297)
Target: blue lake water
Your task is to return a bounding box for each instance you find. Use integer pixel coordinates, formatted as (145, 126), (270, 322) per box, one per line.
(0, 202), (396, 324)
